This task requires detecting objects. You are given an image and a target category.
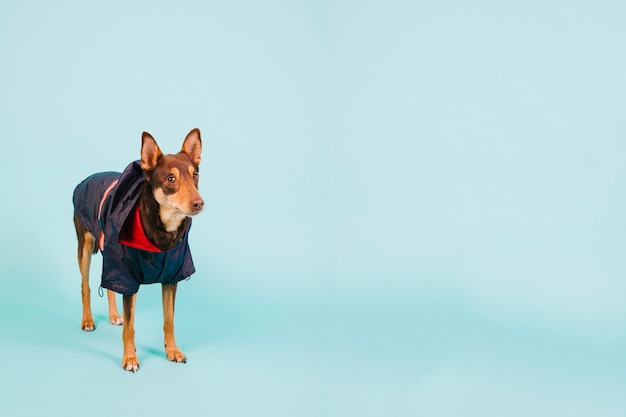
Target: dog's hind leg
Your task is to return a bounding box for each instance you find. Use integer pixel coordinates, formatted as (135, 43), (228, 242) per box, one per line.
(107, 290), (123, 325)
(162, 283), (186, 363)
(74, 214), (97, 331)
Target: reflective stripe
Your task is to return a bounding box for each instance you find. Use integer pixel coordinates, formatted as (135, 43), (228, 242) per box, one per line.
(97, 179), (119, 251)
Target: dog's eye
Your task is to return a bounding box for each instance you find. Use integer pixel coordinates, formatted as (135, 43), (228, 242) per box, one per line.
(167, 175), (176, 183)
(192, 172), (199, 180)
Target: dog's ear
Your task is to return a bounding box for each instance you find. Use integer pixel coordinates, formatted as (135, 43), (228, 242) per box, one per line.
(181, 128), (202, 166)
(141, 132), (163, 171)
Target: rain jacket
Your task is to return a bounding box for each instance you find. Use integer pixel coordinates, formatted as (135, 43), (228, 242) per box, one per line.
(72, 161), (195, 295)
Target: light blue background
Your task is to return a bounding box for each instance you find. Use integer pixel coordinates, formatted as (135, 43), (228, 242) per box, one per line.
(1, 1), (626, 416)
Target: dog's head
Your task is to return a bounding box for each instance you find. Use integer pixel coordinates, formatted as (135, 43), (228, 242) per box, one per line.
(140, 128), (204, 221)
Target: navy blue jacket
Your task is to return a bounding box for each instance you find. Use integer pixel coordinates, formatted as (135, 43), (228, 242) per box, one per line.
(73, 161), (196, 295)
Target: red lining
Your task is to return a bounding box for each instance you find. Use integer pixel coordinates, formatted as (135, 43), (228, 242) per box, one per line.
(118, 203), (163, 253)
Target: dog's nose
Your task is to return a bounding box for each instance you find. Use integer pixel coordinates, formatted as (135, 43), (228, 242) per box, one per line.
(192, 199), (204, 212)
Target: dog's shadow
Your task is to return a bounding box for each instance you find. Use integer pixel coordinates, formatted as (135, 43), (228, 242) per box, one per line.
(78, 342), (120, 366)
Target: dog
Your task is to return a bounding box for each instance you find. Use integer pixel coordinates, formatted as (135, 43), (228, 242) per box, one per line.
(73, 128), (204, 372)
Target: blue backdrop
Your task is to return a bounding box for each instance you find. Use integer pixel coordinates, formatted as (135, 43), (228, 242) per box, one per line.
(1, 1), (625, 416)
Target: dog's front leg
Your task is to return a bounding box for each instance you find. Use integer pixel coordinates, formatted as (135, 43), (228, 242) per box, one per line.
(162, 283), (186, 363)
(121, 293), (140, 372)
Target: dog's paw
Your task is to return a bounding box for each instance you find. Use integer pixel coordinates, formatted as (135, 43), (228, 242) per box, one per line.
(109, 314), (123, 326)
(122, 355), (140, 373)
(81, 318), (96, 332)
(165, 346), (187, 363)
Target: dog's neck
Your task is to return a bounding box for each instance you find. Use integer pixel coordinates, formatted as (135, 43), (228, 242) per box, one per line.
(139, 184), (191, 251)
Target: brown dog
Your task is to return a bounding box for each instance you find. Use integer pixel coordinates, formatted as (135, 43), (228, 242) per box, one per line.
(73, 129), (203, 372)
